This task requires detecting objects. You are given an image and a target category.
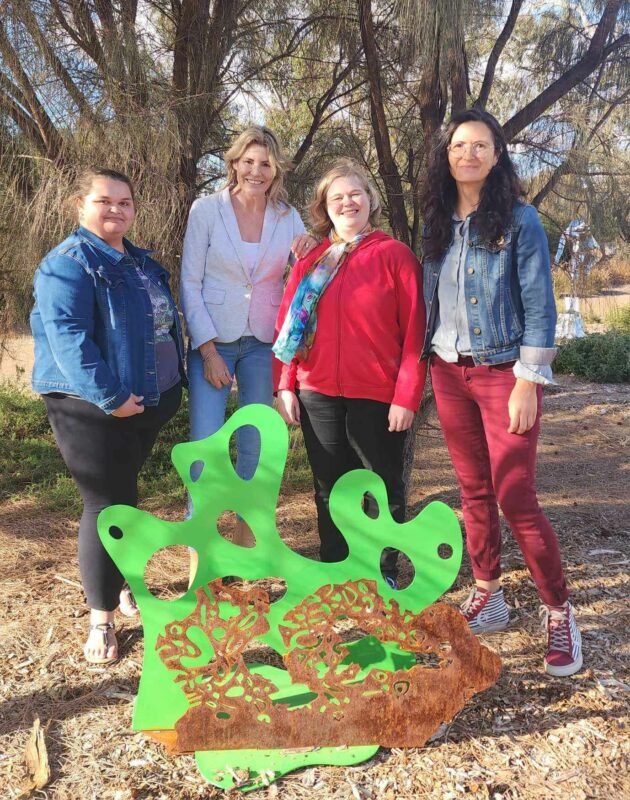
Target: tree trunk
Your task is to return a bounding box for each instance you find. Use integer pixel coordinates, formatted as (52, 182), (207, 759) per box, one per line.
(357, 0), (409, 245)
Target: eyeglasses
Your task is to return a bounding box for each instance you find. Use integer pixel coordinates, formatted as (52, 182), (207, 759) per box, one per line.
(447, 141), (494, 157)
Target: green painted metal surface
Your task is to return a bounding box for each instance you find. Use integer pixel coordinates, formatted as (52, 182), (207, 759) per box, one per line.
(98, 404), (462, 790)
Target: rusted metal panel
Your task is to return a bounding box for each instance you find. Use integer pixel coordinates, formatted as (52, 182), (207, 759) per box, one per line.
(148, 579), (501, 752)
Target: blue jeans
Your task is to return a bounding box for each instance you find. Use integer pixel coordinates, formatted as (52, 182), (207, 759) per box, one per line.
(188, 337), (273, 482)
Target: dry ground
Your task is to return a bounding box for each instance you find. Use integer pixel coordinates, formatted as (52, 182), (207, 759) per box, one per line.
(1, 375), (629, 799)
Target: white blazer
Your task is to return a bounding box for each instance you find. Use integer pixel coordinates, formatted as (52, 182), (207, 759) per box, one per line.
(181, 187), (306, 347)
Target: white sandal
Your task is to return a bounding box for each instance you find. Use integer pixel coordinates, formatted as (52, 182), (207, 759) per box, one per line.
(118, 586), (138, 617)
(84, 622), (118, 665)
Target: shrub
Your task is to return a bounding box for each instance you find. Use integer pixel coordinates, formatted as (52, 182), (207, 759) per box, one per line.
(0, 382), (312, 512)
(605, 305), (630, 335)
(554, 332), (630, 383)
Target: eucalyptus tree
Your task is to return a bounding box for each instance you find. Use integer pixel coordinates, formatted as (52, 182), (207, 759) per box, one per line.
(0, 0), (333, 324)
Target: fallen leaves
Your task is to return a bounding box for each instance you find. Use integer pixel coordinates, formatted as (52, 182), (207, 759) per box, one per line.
(22, 717), (50, 793)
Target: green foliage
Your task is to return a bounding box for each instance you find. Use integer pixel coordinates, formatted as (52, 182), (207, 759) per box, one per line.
(0, 383), (312, 512)
(0, 382), (71, 509)
(605, 305), (630, 335)
(554, 333), (630, 383)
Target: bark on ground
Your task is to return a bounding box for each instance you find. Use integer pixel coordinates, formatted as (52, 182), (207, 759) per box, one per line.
(1, 375), (628, 799)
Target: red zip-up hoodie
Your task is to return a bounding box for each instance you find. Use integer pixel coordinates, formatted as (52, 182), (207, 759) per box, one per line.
(273, 230), (427, 411)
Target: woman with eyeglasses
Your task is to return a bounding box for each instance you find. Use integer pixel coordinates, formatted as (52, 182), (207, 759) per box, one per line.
(274, 161), (425, 588)
(421, 108), (582, 677)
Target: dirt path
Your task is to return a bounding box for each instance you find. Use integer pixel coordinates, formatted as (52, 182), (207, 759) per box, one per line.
(579, 283), (630, 319)
(1, 377), (629, 799)
(0, 335), (34, 386)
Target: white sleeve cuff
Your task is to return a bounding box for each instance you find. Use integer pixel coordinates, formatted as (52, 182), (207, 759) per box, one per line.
(513, 360), (556, 386)
(519, 345), (557, 365)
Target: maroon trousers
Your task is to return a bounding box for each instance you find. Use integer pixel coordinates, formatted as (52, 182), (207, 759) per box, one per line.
(430, 355), (569, 607)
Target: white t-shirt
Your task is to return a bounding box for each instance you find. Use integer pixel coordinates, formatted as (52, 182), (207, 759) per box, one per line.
(241, 241), (260, 337)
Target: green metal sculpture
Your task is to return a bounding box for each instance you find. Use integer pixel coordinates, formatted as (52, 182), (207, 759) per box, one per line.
(98, 404), (500, 791)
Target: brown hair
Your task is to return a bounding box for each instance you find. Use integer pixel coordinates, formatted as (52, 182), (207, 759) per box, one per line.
(309, 160), (381, 238)
(224, 126), (291, 211)
(71, 168), (136, 207)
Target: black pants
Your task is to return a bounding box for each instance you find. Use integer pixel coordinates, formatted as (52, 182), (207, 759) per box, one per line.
(43, 383), (182, 611)
(298, 391), (407, 576)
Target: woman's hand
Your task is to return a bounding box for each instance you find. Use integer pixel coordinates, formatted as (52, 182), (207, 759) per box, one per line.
(111, 393), (144, 417)
(276, 390), (300, 425)
(508, 378), (538, 434)
(201, 349), (232, 389)
(291, 234), (318, 260)
(388, 404), (414, 432)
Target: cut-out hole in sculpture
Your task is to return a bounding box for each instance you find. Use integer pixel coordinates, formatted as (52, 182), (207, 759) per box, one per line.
(397, 551), (415, 589)
(219, 577), (286, 604)
(216, 510), (257, 547)
(379, 549), (415, 589)
(262, 576), (287, 604)
(414, 651), (442, 669)
(109, 525), (123, 540)
(332, 619), (369, 644)
(363, 492), (379, 519)
(242, 643), (286, 671)
(144, 545), (194, 601)
(228, 425), (261, 479)
(438, 543), (453, 560)
(189, 459), (204, 483)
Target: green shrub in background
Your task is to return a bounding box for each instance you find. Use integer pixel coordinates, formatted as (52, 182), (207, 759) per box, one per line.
(0, 382), (311, 513)
(605, 305), (630, 335)
(554, 332), (630, 383)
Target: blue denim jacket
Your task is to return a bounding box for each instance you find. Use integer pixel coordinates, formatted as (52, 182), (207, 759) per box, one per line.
(421, 202), (557, 366)
(31, 226), (186, 412)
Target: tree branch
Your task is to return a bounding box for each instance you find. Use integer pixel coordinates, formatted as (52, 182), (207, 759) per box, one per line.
(503, 1), (629, 141)
(20, 1), (95, 119)
(475, 0), (523, 110)
(0, 19), (64, 160)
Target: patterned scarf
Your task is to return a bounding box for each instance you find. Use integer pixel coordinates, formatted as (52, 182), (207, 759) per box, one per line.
(273, 225), (373, 364)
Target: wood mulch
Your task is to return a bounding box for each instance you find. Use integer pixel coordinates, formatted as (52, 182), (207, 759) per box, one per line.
(1, 375), (628, 799)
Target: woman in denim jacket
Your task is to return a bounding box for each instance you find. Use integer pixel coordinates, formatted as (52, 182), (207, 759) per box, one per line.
(31, 168), (186, 664)
(421, 109), (582, 677)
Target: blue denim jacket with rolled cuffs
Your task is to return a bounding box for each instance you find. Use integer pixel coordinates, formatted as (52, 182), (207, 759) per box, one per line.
(421, 201), (558, 369)
(31, 226), (187, 413)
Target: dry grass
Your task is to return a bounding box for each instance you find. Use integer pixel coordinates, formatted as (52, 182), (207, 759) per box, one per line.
(1, 376), (629, 799)
(552, 257), (630, 301)
(0, 117), (187, 334)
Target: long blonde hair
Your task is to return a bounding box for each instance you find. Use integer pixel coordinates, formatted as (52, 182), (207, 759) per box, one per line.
(309, 160), (381, 239)
(224, 126), (291, 211)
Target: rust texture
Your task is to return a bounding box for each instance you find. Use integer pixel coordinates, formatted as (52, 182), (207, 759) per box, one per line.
(149, 579), (501, 752)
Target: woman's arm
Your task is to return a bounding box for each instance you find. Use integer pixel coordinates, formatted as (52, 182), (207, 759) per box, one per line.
(272, 258), (307, 397)
(289, 207), (318, 261)
(508, 205), (557, 434)
(390, 244), (428, 414)
(35, 257), (130, 412)
(515, 205), (557, 358)
(180, 197), (219, 350)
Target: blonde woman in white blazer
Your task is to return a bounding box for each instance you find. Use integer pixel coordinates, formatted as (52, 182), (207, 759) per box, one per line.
(181, 126), (316, 545)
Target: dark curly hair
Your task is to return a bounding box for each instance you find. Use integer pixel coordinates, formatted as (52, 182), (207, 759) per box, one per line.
(422, 109), (524, 261)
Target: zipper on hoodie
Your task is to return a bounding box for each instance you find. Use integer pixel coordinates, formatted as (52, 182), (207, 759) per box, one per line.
(335, 261), (348, 396)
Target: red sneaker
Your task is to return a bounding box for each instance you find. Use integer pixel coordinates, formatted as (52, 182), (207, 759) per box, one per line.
(540, 601), (583, 677)
(461, 586), (510, 633)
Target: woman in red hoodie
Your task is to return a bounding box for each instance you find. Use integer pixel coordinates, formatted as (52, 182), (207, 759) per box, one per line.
(273, 161), (426, 587)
